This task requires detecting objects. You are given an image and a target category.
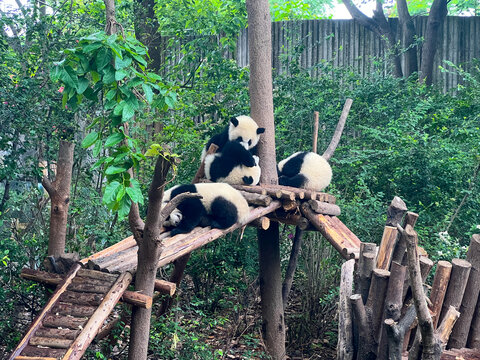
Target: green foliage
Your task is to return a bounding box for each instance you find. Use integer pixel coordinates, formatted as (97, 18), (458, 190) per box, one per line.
(51, 31), (177, 219)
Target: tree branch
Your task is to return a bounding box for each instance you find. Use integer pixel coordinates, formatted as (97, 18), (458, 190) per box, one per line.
(322, 98), (352, 161)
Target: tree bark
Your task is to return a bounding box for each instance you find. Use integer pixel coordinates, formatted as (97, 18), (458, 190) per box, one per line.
(397, 0), (418, 77)
(246, 1), (284, 358)
(419, 0), (448, 85)
(127, 156), (172, 360)
(42, 140), (75, 257)
(282, 227), (303, 310)
(134, 0), (162, 71)
(338, 259), (355, 360)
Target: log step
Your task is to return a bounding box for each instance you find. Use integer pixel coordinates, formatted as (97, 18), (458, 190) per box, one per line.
(42, 314), (88, 330)
(58, 291), (104, 306)
(29, 336), (73, 349)
(35, 327), (79, 340)
(14, 356), (59, 360)
(52, 302), (97, 317)
(19, 346), (66, 358)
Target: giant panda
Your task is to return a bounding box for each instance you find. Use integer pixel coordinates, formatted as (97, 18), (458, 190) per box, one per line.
(201, 115), (265, 160)
(162, 183), (250, 236)
(204, 141), (261, 185)
(277, 152), (332, 191)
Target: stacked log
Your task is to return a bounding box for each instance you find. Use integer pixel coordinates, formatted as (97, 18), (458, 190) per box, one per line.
(337, 198), (480, 360)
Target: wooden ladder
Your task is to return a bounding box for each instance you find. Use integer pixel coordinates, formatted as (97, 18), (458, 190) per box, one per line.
(9, 264), (132, 360)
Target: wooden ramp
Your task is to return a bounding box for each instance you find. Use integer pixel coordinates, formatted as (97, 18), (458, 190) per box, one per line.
(9, 265), (132, 360)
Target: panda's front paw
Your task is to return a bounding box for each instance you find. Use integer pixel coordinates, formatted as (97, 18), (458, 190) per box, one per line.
(168, 209), (183, 227)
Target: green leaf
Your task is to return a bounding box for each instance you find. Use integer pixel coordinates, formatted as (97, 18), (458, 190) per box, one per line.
(165, 94), (176, 109)
(105, 165), (128, 175)
(115, 55), (132, 70)
(82, 42), (103, 53)
(96, 47), (111, 71)
(142, 83), (154, 103)
(83, 87), (97, 101)
(132, 53), (148, 66)
(77, 77), (89, 94)
(122, 102), (135, 122)
(105, 132), (124, 147)
(50, 65), (62, 82)
(60, 66), (79, 90)
(147, 72), (163, 81)
(92, 156), (111, 170)
(116, 185), (126, 202)
(102, 66), (115, 84)
(83, 32), (106, 42)
(126, 186), (144, 204)
(82, 131), (98, 148)
(109, 42), (123, 59)
(115, 69), (128, 81)
(128, 77), (144, 88)
(62, 92), (68, 108)
(113, 102), (125, 116)
(103, 181), (121, 204)
(117, 196), (132, 219)
(91, 71), (101, 83)
(93, 139), (102, 157)
(105, 89), (117, 101)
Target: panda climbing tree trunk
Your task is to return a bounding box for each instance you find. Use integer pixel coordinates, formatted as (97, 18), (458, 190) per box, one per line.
(246, 1), (286, 359)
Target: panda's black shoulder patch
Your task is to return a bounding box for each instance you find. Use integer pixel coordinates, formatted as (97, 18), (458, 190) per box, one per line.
(205, 127), (229, 152)
(279, 152), (308, 177)
(170, 184), (198, 198)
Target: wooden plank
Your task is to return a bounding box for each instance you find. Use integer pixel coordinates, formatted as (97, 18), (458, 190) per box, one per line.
(67, 282), (111, 294)
(18, 346), (66, 358)
(58, 291), (104, 306)
(327, 216), (361, 248)
(8, 264), (81, 360)
(35, 328), (79, 340)
(76, 269), (118, 282)
(43, 315), (88, 330)
(79, 236), (136, 265)
(14, 357), (58, 360)
(29, 336), (72, 349)
(52, 302), (96, 317)
(62, 271), (133, 360)
(158, 201), (283, 267)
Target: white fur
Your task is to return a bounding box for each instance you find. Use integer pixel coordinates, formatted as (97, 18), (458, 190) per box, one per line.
(278, 152), (332, 191)
(204, 154), (261, 186)
(229, 115), (262, 150)
(162, 183), (250, 224)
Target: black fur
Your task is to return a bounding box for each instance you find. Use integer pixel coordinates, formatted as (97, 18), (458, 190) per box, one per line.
(209, 196), (239, 229)
(208, 141), (256, 182)
(278, 152), (308, 188)
(167, 184), (240, 236)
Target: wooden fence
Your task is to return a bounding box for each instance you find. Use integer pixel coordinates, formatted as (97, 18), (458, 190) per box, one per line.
(236, 16), (480, 92)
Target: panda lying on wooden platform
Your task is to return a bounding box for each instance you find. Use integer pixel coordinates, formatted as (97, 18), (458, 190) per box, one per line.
(162, 183), (250, 236)
(277, 151), (332, 191)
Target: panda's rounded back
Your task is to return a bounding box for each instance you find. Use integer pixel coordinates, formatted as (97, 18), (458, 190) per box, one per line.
(301, 152), (332, 191)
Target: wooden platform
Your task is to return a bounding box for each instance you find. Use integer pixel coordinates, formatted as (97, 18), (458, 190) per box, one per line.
(10, 185), (362, 359)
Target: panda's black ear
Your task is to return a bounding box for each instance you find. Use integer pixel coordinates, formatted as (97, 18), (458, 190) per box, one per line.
(230, 117), (239, 127)
(257, 127), (265, 134)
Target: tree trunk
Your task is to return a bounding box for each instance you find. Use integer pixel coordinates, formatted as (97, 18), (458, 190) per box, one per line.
(134, 0), (162, 71)
(128, 156), (171, 360)
(397, 0), (418, 77)
(42, 140), (75, 257)
(0, 179), (10, 213)
(419, 0), (448, 85)
(246, 1), (285, 358)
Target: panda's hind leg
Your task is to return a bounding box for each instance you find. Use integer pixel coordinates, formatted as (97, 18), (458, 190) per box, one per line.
(279, 174), (308, 189)
(170, 198), (206, 236)
(209, 197), (239, 229)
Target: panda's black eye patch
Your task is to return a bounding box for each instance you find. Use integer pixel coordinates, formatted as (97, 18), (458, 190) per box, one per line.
(236, 137), (243, 142)
(248, 140), (252, 145)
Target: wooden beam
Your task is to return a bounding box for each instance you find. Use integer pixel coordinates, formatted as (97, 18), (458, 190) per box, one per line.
(154, 280), (176, 296)
(337, 259), (355, 360)
(429, 260), (452, 328)
(376, 226), (398, 270)
(439, 259), (471, 324)
(306, 200), (341, 216)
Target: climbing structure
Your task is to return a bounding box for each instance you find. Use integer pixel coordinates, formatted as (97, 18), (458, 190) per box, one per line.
(9, 184), (361, 359)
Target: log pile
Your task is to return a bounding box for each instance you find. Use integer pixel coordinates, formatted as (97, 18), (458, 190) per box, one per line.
(337, 197), (480, 360)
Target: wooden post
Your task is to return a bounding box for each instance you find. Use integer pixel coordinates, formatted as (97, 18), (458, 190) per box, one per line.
(436, 306), (460, 350)
(377, 262), (407, 360)
(366, 269), (390, 341)
(338, 259), (355, 360)
(438, 259), (471, 325)
(312, 111), (319, 154)
(351, 294), (376, 360)
(376, 226), (398, 270)
(391, 212), (418, 265)
(355, 243), (376, 304)
(429, 260), (452, 328)
(405, 225), (440, 360)
(449, 234), (480, 349)
(385, 305), (417, 360)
